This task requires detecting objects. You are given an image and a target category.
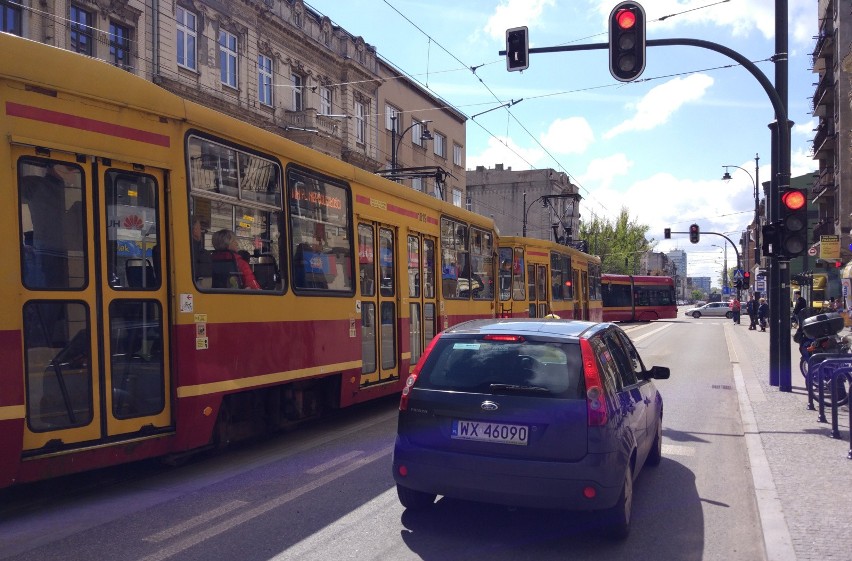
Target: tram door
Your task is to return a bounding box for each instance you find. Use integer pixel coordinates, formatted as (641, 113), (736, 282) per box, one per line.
(527, 263), (549, 317)
(406, 234), (438, 371)
(18, 148), (172, 453)
(358, 223), (399, 385)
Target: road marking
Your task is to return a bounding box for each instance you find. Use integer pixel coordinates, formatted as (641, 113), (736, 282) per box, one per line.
(306, 450), (365, 474)
(133, 445), (393, 561)
(662, 444), (695, 457)
(143, 500), (248, 543)
(631, 323), (673, 342)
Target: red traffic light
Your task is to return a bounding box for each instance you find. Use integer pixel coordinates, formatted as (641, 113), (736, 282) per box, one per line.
(743, 271), (750, 278)
(782, 190), (806, 210)
(616, 9), (636, 29)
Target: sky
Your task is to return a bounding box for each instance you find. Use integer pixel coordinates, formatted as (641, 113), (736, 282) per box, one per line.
(305, 0), (818, 282)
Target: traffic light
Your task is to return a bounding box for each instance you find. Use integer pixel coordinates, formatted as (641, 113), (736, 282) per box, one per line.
(779, 188), (808, 257)
(762, 222), (778, 257)
(664, 228), (671, 239)
(742, 271), (750, 289)
(609, 2), (646, 82)
(734, 279), (742, 290)
(505, 27), (529, 71)
(689, 223), (700, 244)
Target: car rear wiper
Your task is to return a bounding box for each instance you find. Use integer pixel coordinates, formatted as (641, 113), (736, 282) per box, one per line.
(489, 383), (551, 394)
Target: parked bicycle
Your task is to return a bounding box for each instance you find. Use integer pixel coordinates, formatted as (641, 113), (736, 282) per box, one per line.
(796, 313), (851, 407)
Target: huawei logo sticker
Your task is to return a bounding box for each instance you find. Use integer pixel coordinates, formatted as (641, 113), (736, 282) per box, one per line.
(123, 215), (144, 229)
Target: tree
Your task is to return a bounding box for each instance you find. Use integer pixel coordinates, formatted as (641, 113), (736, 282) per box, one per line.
(579, 207), (652, 275)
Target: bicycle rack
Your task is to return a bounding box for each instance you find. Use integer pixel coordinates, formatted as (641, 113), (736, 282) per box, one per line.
(807, 355), (852, 448)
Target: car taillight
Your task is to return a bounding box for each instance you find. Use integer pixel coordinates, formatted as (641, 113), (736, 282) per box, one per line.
(399, 334), (441, 411)
(482, 334), (525, 342)
(580, 338), (608, 426)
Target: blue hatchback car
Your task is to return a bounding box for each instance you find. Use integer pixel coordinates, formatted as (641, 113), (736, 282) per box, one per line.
(392, 319), (670, 538)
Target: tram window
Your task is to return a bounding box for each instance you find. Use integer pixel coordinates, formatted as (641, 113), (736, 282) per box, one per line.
(408, 236), (420, 298)
(423, 239), (435, 299)
(424, 303), (436, 342)
(187, 136), (284, 293)
(361, 302), (376, 374)
(498, 247), (513, 301)
(288, 169), (353, 294)
(18, 159), (86, 290)
(109, 300), (165, 419)
(359, 224), (375, 296)
(588, 263), (602, 300)
(379, 228), (394, 297)
(380, 301), (396, 369)
(527, 264), (536, 301)
(470, 228), (493, 301)
(441, 217), (468, 299)
(106, 170), (160, 290)
(512, 248), (526, 300)
(550, 253), (573, 301)
(23, 301), (93, 431)
(410, 303), (422, 364)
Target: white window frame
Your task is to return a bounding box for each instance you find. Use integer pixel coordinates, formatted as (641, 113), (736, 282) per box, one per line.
(412, 177), (423, 192)
(453, 143), (463, 167)
(355, 101), (367, 144)
(219, 30), (238, 88)
(453, 188), (462, 207)
(385, 105), (401, 132)
(320, 86), (332, 115)
(412, 120), (424, 147)
(176, 6), (197, 71)
(433, 132), (446, 158)
(258, 54), (273, 106)
(291, 73), (303, 111)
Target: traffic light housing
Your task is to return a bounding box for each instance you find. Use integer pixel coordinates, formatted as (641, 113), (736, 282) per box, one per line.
(762, 222), (778, 257)
(689, 223), (700, 244)
(734, 279), (742, 290)
(779, 189), (808, 258)
(505, 27), (529, 71)
(664, 228), (671, 239)
(609, 2), (646, 82)
(742, 271), (750, 289)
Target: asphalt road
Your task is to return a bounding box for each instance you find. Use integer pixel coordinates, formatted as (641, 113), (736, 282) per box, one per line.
(0, 316), (767, 561)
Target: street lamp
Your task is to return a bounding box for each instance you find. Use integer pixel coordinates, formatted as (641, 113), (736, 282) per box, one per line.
(722, 154), (760, 271)
(390, 115), (433, 177)
(522, 192), (578, 239)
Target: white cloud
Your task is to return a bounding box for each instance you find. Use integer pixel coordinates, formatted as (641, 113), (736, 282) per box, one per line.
(540, 117), (595, 154)
(604, 74), (714, 138)
(793, 119), (816, 137)
(466, 136), (545, 171)
(577, 153), (632, 192)
(484, 0), (556, 41)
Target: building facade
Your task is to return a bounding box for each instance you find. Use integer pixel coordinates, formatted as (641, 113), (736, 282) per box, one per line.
(5, 0), (465, 200)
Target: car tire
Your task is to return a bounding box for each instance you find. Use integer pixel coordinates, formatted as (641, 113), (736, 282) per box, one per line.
(725, 311), (733, 319)
(603, 466), (633, 540)
(646, 416), (663, 467)
(692, 311), (701, 319)
(396, 484), (436, 510)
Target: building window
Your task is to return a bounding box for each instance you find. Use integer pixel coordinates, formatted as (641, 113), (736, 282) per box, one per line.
(258, 54), (273, 106)
(453, 143), (463, 167)
(412, 177), (423, 192)
(320, 86), (332, 115)
(412, 120), (424, 147)
(1, 0), (22, 35)
(109, 22), (131, 69)
(453, 188), (462, 207)
(322, 29), (330, 46)
(176, 6), (197, 70)
(355, 101), (367, 144)
(386, 105), (401, 132)
(219, 30), (238, 88)
(291, 73), (303, 111)
(433, 132), (446, 158)
(70, 6), (93, 56)
(294, 10), (303, 28)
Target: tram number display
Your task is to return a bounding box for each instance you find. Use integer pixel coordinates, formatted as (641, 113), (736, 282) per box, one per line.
(451, 420), (529, 445)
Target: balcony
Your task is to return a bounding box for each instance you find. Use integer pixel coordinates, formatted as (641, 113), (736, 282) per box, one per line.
(811, 71), (835, 117)
(811, 18), (835, 72)
(812, 122), (836, 160)
(813, 216), (836, 242)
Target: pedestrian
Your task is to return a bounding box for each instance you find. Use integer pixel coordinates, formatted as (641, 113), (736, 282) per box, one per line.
(792, 290), (807, 327)
(758, 298), (769, 332)
(829, 296), (839, 312)
(730, 296), (741, 324)
(746, 294), (758, 330)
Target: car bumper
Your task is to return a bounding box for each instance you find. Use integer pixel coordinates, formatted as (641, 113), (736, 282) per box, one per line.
(392, 437), (626, 510)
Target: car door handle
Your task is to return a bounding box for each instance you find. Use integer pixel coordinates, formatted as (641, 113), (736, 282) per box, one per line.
(643, 397), (651, 405)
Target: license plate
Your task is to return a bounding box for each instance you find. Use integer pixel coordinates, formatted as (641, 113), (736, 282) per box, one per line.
(451, 420), (529, 445)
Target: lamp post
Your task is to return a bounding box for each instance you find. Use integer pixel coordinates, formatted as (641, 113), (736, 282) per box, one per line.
(390, 115), (433, 178)
(712, 243), (728, 292)
(522, 192), (577, 239)
(722, 154), (760, 272)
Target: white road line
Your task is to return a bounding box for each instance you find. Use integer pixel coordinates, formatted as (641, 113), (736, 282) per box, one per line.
(306, 450), (365, 474)
(133, 445), (393, 561)
(631, 323), (673, 342)
(143, 500), (249, 543)
(661, 444), (695, 457)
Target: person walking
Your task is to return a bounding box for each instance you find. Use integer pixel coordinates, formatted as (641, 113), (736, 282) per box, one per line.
(792, 290), (807, 327)
(731, 296), (741, 324)
(746, 294), (758, 330)
(758, 297), (770, 332)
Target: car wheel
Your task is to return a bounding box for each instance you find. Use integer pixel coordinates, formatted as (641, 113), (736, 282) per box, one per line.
(692, 312), (701, 319)
(646, 416), (663, 467)
(726, 311), (733, 319)
(396, 484), (436, 510)
(603, 467), (633, 540)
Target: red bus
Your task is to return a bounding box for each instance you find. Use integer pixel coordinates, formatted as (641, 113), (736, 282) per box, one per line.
(601, 275), (677, 322)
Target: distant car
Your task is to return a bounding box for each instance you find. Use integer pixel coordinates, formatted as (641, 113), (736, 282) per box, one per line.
(685, 302), (733, 319)
(392, 318), (670, 538)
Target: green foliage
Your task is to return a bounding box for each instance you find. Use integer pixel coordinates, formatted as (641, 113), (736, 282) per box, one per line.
(579, 207), (653, 274)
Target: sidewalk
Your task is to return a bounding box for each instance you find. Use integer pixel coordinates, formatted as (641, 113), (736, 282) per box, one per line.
(726, 322), (851, 561)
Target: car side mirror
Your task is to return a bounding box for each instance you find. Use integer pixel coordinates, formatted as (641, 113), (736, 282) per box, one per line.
(648, 365), (670, 380)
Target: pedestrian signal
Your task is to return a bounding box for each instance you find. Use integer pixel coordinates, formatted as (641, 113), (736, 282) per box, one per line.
(505, 27), (529, 72)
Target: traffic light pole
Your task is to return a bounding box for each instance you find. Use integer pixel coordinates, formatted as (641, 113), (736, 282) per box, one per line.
(502, 35), (792, 390)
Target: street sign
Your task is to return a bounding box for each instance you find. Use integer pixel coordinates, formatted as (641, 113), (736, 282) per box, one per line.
(733, 269), (744, 281)
(722, 286), (730, 295)
(808, 246), (818, 256)
(756, 279), (766, 292)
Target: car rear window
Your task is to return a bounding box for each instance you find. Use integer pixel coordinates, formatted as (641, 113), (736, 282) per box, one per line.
(415, 337), (584, 398)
